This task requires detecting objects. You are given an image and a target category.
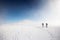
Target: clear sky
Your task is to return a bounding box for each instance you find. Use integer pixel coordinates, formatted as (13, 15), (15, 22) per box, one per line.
(0, 0), (47, 23)
(0, 0), (60, 27)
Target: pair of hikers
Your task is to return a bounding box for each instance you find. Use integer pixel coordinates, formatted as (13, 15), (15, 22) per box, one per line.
(42, 23), (48, 28)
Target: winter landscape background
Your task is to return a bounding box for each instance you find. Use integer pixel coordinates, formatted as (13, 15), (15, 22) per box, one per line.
(0, 0), (60, 40)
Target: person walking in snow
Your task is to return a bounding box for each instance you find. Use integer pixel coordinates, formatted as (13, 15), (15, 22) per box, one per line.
(42, 23), (44, 28)
(46, 23), (48, 28)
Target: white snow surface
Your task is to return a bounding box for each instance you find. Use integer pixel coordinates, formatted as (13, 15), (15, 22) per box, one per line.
(0, 24), (60, 40)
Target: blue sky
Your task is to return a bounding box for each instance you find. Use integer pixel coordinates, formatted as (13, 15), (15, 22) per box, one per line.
(0, 0), (60, 27)
(0, 0), (47, 23)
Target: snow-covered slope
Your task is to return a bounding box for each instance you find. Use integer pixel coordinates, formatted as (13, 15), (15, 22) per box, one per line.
(0, 24), (60, 40)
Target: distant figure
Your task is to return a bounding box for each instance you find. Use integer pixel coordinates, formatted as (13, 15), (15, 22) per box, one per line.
(46, 23), (48, 28)
(42, 23), (44, 28)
